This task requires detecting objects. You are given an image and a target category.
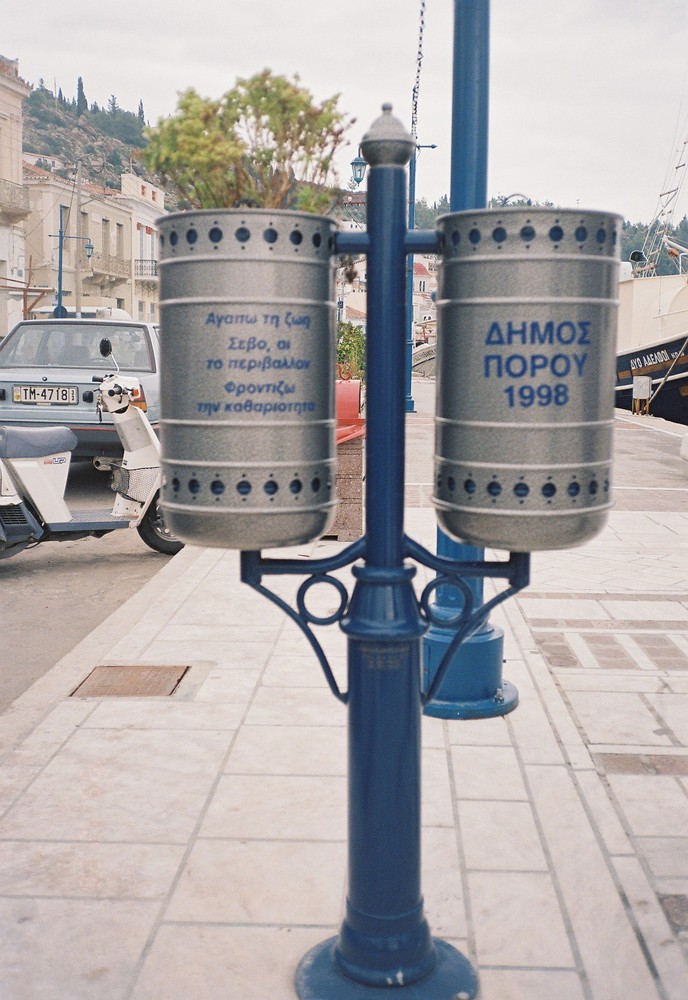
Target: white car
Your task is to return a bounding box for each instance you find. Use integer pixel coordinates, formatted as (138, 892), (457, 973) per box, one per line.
(0, 319), (161, 458)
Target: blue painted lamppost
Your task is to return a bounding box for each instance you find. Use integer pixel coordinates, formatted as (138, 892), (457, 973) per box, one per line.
(239, 104), (530, 1000)
(422, 0), (514, 719)
(156, 10), (618, 995)
(157, 97), (618, 1000)
(50, 204), (94, 318)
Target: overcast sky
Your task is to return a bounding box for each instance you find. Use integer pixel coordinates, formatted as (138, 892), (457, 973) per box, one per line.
(4, 0), (688, 223)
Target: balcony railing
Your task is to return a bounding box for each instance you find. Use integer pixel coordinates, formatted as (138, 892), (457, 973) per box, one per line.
(86, 252), (131, 280)
(0, 178), (30, 220)
(135, 258), (158, 278)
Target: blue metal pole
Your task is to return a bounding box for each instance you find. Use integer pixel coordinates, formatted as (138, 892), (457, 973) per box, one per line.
(449, 0), (490, 210)
(296, 105), (477, 1000)
(422, 0), (517, 719)
(436, 0), (494, 644)
(56, 204), (64, 317)
(406, 151), (417, 413)
(339, 107), (430, 984)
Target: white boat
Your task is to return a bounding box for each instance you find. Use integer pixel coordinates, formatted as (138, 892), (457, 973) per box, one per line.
(614, 133), (688, 423)
(615, 266), (688, 422)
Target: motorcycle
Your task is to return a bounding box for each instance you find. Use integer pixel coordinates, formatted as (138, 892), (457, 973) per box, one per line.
(0, 339), (182, 558)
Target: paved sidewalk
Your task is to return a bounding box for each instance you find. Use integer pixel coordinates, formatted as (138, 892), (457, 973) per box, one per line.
(1, 378), (687, 999)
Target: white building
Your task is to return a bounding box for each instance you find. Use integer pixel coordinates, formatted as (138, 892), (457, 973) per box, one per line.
(0, 53), (167, 326)
(116, 174), (165, 323)
(335, 253), (437, 341)
(0, 55), (31, 336)
(22, 165), (164, 321)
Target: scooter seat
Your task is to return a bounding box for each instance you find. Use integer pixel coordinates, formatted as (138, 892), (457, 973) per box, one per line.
(0, 425), (78, 459)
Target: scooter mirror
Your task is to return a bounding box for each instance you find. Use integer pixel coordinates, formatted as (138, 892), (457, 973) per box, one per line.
(99, 338), (113, 358)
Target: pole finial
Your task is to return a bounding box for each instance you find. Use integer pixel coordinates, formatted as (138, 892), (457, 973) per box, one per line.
(360, 105), (415, 168)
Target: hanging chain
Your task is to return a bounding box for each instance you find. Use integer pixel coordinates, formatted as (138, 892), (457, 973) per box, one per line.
(411, 0), (427, 138)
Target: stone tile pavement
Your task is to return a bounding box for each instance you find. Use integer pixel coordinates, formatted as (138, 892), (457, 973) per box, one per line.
(0, 378), (687, 999)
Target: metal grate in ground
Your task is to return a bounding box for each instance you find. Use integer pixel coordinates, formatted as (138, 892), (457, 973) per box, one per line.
(71, 664), (189, 698)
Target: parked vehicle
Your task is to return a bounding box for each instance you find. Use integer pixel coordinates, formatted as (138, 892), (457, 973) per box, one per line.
(0, 339), (181, 558)
(0, 319), (160, 457)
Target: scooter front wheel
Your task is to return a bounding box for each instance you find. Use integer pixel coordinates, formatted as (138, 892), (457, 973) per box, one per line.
(137, 491), (184, 555)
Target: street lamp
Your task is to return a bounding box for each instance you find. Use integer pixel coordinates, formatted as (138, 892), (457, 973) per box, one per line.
(50, 203), (94, 318)
(350, 151), (367, 186)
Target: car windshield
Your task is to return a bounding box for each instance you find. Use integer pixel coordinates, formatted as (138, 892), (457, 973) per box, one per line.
(0, 323), (155, 371)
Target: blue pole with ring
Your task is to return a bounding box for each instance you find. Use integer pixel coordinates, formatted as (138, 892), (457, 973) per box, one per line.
(422, 0), (518, 720)
(295, 104), (479, 1000)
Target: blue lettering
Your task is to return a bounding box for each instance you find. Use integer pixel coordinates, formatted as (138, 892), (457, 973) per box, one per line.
(530, 322), (554, 345)
(506, 321), (527, 345)
(484, 355), (503, 377)
(485, 322), (505, 345)
(550, 354), (571, 377)
(578, 321), (591, 345)
(556, 321), (577, 345)
(505, 354), (528, 377)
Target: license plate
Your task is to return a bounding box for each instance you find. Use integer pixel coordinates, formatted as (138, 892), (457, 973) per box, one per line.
(13, 385), (79, 405)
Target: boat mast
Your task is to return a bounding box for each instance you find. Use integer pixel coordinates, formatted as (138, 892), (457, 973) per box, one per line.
(632, 137), (688, 276)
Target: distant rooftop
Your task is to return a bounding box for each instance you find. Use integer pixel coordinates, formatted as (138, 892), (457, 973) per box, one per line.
(0, 54), (31, 91)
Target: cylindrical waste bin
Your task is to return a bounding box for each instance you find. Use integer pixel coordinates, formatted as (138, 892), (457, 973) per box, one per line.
(157, 209), (338, 549)
(434, 207), (621, 551)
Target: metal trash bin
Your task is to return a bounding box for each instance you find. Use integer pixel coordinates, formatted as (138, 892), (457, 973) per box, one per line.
(157, 209), (338, 549)
(434, 207), (621, 551)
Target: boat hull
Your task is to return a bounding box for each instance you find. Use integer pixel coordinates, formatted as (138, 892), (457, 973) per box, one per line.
(615, 273), (688, 424)
(615, 332), (688, 422)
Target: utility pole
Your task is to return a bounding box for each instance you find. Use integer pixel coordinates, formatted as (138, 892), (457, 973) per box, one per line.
(75, 161), (83, 316)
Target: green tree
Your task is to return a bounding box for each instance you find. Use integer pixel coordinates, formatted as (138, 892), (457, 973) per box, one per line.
(620, 220), (647, 269)
(411, 194), (450, 228)
(142, 69), (353, 212)
(337, 322), (366, 380)
(76, 77), (87, 117)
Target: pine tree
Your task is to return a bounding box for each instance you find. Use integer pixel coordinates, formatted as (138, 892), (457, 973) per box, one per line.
(137, 99), (145, 124)
(77, 77), (88, 117)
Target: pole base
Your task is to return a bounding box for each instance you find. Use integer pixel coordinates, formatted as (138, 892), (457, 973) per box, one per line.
(295, 936), (478, 999)
(424, 677), (519, 719)
(422, 617), (519, 719)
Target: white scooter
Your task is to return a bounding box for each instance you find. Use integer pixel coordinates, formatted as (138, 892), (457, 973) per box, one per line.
(0, 339), (182, 558)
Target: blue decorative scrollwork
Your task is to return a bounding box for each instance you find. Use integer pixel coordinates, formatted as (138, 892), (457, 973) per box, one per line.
(240, 539), (529, 707)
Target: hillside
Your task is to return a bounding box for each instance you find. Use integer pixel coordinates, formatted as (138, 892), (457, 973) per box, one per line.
(23, 82), (156, 191)
(21, 80), (682, 273)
